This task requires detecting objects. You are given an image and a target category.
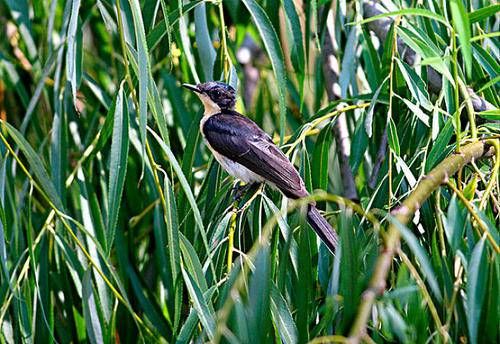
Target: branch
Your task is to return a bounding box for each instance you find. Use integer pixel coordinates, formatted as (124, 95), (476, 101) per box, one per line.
(323, 11), (359, 201)
(362, 0), (495, 112)
(348, 140), (495, 343)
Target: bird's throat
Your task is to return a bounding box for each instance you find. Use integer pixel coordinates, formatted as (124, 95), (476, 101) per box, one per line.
(199, 94), (221, 116)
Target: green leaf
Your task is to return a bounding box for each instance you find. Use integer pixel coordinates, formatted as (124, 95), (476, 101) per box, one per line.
(364, 77), (388, 137)
(397, 26), (453, 83)
(312, 123), (333, 192)
(181, 267), (216, 340)
(82, 270), (104, 344)
(396, 58), (432, 111)
(77, 168), (112, 322)
(466, 237), (487, 344)
(247, 245), (271, 341)
(147, 1), (203, 51)
(442, 195), (466, 252)
(270, 284), (297, 344)
(180, 234), (208, 294)
(177, 286), (217, 343)
(469, 4), (500, 23)
(194, 3), (216, 81)
(106, 82), (129, 253)
(426, 118), (454, 171)
(51, 83), (69, 201)
(282, 0), (305, 76)
(339, 26), (359, 97)
(391, 216), (443, 302)
(66, 0), (81, 106)
(163, 175), (182, 331)
(450, 0), (472, 77)
(2, 122), (64, 211)
(128, 0), (150, 164)
(149, 129), (214, 276)
(400, 98), (430, 126)
(350, 112), (369, 173)
(387, 118), (400, 156)
(477, 109), (500, 121)
(241, 0), (287, 144)
(126, 265), (171, 337)
(356, 8), (449, 27)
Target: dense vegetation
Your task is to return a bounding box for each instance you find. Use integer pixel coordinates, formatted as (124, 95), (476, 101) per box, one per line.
(0, 0), (498, 343)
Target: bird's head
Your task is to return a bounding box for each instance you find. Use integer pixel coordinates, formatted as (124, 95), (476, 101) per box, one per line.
(183, 81), (236, 114)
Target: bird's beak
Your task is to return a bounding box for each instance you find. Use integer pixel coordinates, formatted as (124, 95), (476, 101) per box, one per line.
(182, 83), (201, 93)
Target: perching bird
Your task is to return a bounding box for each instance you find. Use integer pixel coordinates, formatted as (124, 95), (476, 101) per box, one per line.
(183, 81), (338, 253)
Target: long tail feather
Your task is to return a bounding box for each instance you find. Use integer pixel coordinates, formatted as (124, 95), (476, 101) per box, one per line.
(306, 205), (339, 254)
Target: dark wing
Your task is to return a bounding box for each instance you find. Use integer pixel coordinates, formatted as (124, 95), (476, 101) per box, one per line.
(203, 112), (308, 199)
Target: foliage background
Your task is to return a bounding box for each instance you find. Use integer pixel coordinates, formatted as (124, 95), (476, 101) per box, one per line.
(0, 0), (498, 343)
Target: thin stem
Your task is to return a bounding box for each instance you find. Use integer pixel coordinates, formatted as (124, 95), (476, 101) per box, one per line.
(227, 209), (237, 274)
(387, 17), (400, 209)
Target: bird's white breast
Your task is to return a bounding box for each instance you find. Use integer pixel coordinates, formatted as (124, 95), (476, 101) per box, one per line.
(200, 115), (264, 184)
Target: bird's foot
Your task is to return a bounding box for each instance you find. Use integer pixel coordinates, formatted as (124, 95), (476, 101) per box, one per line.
(232, 182), (249, 202)
(232, 182), (259, 202)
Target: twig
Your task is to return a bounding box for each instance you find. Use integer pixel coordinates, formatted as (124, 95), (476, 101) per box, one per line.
(347, 140), (494, 343)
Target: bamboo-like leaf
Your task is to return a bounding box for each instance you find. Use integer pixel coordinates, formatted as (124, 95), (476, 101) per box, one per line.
(194, 3), (216, 81)
(149, 129), (214, 272)
(147, 1), (203, 50)
(466, 237), (487, 344)
(397, 26), (453, 83)
(450, 0), (472, 77)
(66, 0), (81, 106)
(477, 109), (500, 121)
(82, 270), (104, 344)
(2, 122), (64, 211)
(247, 244), (271, 342)
(391, 217), (443, 302)
(442, 196), (466, 252)
(388, 118), (400, 156)
(106, 82), (129, 252)
(270, 283), (298, 344)
(312, 123), (333, 191)
(396, 59), (432, 111)
(163, 175), (182, 331)
(181, 267), (216, 340)
(128, 0), (150, 162)
(469, 4), (500, 23)
(241, 0), (287, 144)
(356, 8), (449, 27)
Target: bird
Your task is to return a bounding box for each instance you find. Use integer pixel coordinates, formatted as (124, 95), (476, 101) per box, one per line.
(183, 81), (338, 254)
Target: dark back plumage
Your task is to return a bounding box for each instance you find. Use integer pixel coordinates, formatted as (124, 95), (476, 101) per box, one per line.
(202, 110), (309, 199)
